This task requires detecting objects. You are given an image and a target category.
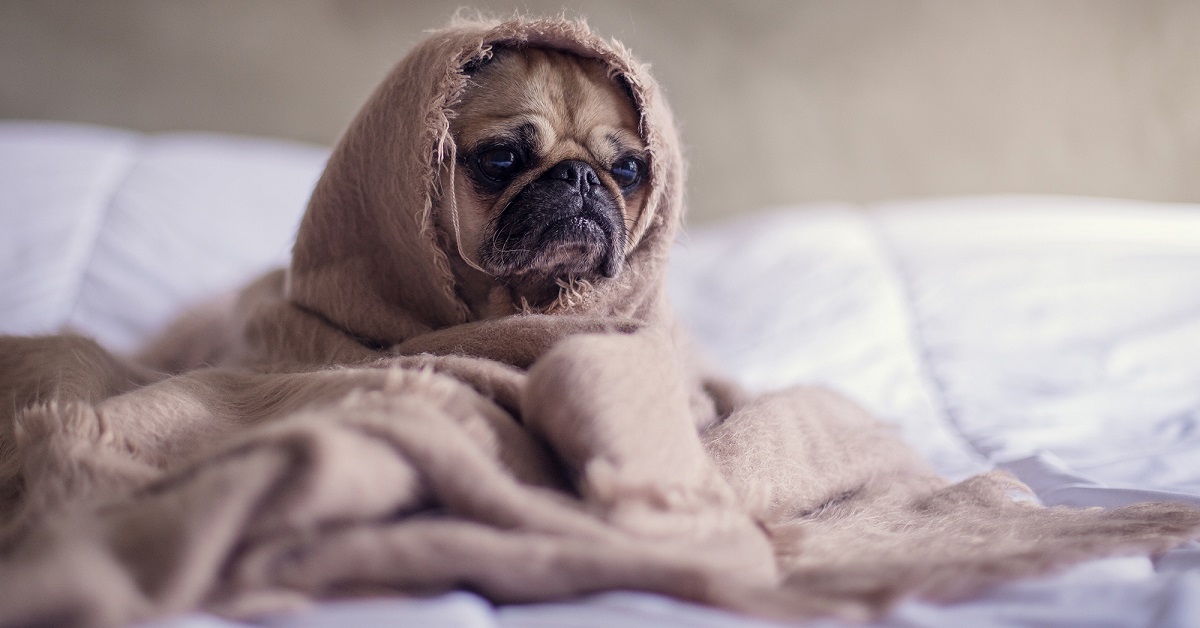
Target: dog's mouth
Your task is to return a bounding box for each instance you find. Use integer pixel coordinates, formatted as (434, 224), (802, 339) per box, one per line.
(539, 214), (608, 247)
(488, 208), (618, 284)
(480, 163), (626, 290)
(521, 213), (614, 279)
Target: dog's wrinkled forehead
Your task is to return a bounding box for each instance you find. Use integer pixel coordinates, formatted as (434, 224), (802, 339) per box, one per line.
(454, 47), (645, 169)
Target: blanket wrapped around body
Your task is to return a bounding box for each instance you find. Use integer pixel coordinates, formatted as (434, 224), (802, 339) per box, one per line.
(2, 17), (1199, 627)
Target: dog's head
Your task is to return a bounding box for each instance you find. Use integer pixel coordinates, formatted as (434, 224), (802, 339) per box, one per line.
(438, 47), (650, 312)
(289, 19), (684, 347)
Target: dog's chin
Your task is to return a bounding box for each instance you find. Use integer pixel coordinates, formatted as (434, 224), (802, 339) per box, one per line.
(532, 214), (611, 271)
(485, 220), (616, 305)
(480, 201), (624, 306)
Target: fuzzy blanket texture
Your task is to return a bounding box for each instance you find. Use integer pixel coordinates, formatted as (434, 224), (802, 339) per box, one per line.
(1, 17), (1199, 627)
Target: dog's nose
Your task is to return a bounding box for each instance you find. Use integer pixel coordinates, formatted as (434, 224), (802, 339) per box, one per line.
(544, 160), (600, 191)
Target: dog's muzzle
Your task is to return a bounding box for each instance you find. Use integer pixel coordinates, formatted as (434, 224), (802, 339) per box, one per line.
(483, 159), (625, 281)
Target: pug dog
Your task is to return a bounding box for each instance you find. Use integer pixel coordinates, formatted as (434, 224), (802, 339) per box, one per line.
(436, 47), (650, 317)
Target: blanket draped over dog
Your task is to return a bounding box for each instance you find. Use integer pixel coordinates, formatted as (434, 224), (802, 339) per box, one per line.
(2, 17), (1199, 627)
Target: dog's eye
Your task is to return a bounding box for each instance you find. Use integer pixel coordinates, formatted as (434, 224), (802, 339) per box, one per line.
(610, 157), (644, 190)
(478, 148), (522, 182)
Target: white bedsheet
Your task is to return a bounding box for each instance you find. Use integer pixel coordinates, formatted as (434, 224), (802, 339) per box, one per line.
(2, 122), (1199, 627)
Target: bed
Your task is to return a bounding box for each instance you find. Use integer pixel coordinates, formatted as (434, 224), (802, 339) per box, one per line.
(2, 121), (1198, 627)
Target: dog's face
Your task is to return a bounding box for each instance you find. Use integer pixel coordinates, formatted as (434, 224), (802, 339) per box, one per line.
(440, 47), (649, 311)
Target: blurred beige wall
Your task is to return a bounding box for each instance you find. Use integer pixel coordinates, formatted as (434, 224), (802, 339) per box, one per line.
(2, 1), (1198, 222)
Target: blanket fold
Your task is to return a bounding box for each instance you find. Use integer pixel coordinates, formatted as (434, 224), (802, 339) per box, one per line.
(2, 15), (1199, 627)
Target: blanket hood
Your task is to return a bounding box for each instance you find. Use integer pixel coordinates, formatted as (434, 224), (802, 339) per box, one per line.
(286, 17), (685, 347)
